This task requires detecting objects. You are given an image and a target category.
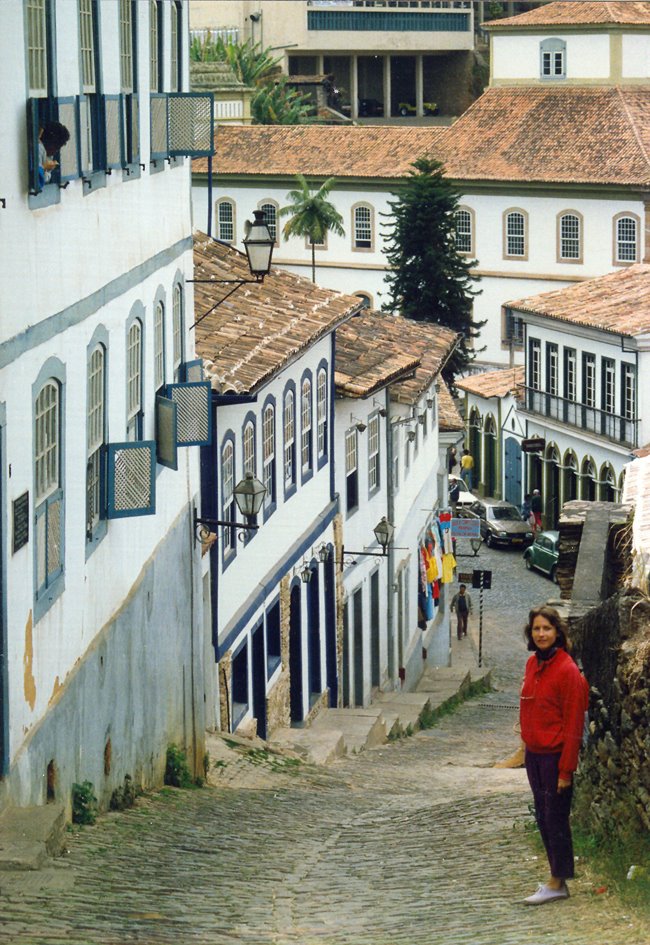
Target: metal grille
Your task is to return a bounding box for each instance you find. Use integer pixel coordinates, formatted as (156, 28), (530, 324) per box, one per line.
(36, 511), (46, 589)
(183, 360), (203, 383)
(112, 446), (153, 512)
(58, 99), (79, 180)
(47, 495), (62, 576)
(169, 94), (214, 156)
(130, 94), (140, 161)
(105, 96), (122, 167)
(170, 382), (210, 445)
(150, 94), (168, 157)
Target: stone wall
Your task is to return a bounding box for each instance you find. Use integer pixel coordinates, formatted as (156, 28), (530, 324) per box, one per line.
(333, 514), (345, 709)
(572, 589), (650, 834)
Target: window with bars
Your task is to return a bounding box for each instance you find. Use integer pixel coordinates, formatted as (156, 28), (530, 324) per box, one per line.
(221, 439), (236, 554)
(126, 319), (143, 440)
(217, 200), (235, 242)
(622, 364), (636, 421)
(564, 348), (576, 401)
(368, 415), (380, 493)
(35, 379), (63, 602)
(505, 211), (526, 258)
(345, 429), (359, 513)
(546, 343), (558, 396)
(615, 215), (638, 263)
(583, 353), (596, 408)
(27, 0), (49, 97)
(301, 378), (312, 473)
(529, 339), (541, 390)
(455, 208), (473, 254)
(154, 300), (165, 393)
(284, 389), (295, 489)
(263, 404), (276, 507)
(353, 205), (373, 249)
(172, 284), (183, 381)
(559, 213), (581, 260)
(317, 367), (327, 458)
(259, 202), (278, 243)
(150, 0), (160, 92)
(86, 345), (105, 539)
(243, 421), (255, 475)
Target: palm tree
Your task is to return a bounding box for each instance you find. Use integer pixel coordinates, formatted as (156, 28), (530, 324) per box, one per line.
(279, 175), (345, 283)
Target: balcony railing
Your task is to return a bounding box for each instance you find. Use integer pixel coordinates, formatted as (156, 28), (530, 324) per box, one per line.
(520, 386), (639, 449)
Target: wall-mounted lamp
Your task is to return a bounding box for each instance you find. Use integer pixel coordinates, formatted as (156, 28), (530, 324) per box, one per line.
(426, 397), (434, 409)
(193, 472), (267, 544)
(300, 561), (313, 583)
(351, 415), (367, 433)
(407, 429), (417, 443)
(189, 209), (275, 329)
(372, 398), (387, 418)
(317, 543), (330, 563)
(342, 517), (395, 562)
(417, 414), (426, 425)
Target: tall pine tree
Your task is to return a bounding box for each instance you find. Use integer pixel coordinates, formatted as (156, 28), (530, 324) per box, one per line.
(381, 157), (482, 386)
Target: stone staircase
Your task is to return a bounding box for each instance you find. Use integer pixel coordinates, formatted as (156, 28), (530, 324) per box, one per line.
(0, 804), (66, 871)
(269, 658), (492, 766)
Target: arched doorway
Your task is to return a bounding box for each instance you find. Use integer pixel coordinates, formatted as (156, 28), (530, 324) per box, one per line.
(307, 563), (322, 704)
(289, 582), (303, 723)
(323, 553), (338, 707)
(599, 464), (616, 502)
(562, 451), (578, 504)
(581, 457), (597, 501)
(483, 415), (497, 496)
(468, 408), (482, 490)
(545, 444), (561, 528)
(504, 436), (522, 506)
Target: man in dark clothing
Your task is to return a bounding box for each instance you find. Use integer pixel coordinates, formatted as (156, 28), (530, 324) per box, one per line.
(449, 476), (461, 516)
(450, 584), (472, 640)
(530, 489), (543, 534)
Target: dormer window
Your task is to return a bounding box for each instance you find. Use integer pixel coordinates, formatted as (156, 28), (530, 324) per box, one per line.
(540, 38), (566, 80)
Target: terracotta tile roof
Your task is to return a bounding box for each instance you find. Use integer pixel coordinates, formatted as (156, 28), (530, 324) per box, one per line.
(386, 320), (459, 406)
(196, 87), (650, 188)
(486, 2), (650, 28)
(334, 310), (420, 398)
(438, 380), (464, 432)
(456, 365), (525, 398)
(507, 264), (650, 336)
(193, 124), (443, 178)
(193, 233), (362, 394)
(435, 86), (650, 186)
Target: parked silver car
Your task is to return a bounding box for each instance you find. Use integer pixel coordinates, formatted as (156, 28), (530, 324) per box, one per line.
(458, 498), (534, 548)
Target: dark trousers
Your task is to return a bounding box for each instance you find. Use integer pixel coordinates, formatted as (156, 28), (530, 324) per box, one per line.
(456, 611), (468, 639)
(525, 750), (575, 879)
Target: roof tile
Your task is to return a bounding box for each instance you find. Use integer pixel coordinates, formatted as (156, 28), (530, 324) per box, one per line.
(486, 2), (650, 28)
(456, 365), (525, 398)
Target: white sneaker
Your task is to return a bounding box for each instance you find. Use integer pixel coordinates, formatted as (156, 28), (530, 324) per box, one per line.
(523, 883), (569, 905)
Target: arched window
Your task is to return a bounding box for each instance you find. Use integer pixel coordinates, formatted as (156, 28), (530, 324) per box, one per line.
(504, 209), (527, 259)
(301, 376), (312, 473)
(126, 318), (143, 440)
(87, 344), (105, 538)
(154, 299), (165, 392)
(284, 389), (295, 490)
(35, 378), (63, 600)
(221, 438), (236, 553)
(352, 203), (373, 250)
(150, 0), (160, 92)
(540, 37), (566, 79)
(317, 367), (327, 459)
(455, 207), (474, 255)
(172, 283), (183, 381)
(259, 201), (278, 244)
(262, 403), (276, 507)
(243, 420), (255, 476)
(354, 292), (372, 309)
(217, 199), (235, 243)
(614, 213), (639, 264)
(557, 212), (582, 262)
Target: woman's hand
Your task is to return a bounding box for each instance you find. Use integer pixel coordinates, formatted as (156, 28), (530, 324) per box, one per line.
(557, 777), (572, 792)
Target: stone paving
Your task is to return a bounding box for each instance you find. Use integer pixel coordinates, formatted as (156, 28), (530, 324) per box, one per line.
(1, 543), (645, 945)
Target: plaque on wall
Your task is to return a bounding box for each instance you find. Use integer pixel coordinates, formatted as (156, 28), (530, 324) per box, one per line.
(13, 491), (29, 554)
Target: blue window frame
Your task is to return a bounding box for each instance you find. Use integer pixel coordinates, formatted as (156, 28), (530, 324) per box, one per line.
(221, 432), (237, 563)
(316, 363), (328, 469)
(262, 396), (277, 521)
(300, 371), (313, 483)
(283, 382), (297, 500)
(153, 289), (166, 394)
(86, 330), (108, 549)
(172, 281), (184, 382)
(307, 10), (469, 31)
(126, 310), (144, 440)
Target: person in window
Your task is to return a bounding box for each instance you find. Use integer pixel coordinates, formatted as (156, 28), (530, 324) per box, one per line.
(460, 448), (474, 490)
(520, 606), (589, 906)
(450, 584), (472, 641)
(38, 121), (70, 187)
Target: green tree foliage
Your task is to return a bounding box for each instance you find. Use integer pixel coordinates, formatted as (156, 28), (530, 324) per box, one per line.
(252, 78), (315, 126)
(280, 175), (345, 282)
(190, 34), (279, 86)
(381, 157), (482, 385)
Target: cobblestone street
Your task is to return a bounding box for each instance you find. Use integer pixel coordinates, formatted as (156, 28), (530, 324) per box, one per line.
(2, 544), (646, 945)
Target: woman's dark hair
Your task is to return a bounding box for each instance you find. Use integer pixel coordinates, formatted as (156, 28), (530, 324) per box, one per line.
(524, 605), (572, 653)
(41, 121), (70, 152)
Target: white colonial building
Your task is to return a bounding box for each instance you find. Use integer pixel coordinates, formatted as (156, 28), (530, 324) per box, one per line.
(193, 1), (650, 369)
(0, 0), (213, 812)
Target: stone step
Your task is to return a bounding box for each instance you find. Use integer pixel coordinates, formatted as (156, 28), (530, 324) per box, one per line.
(268, 726), (346, 766)
(374, 692), (433, 732)
(311, 707), (387, 753)
(0, 804), (66, 871)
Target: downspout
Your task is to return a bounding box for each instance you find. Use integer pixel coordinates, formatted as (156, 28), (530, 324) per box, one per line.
(385, 392), (396, 683)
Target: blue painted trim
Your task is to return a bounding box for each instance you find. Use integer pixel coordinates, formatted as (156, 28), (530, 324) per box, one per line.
(85, 327), (109, 556)
(300, 368), (314, 485)
(261, 393), (277, 523)
(0, 237), (193, 371)
(220, 429), (237, 570)
(214, 393), (255, 406)
(367, 410), (381, 500)
(166, 381), (212, 446)
(153, 284), (167, 395)
(216, 499), (338, 658)
(316, 358), (329, 473)
(241, 410), (258, 476)
(328, 337), (336, 501)
(282, 380), (297, 501)
(172, 272), (185, 380)
(201, 398), (220, 650)
(125, 303), (145, 439)
(105, 441), (156, 518)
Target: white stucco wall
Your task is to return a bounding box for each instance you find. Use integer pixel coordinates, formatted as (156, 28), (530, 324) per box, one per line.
(622, 34), (650, 79)
(491, 33), (611, 82)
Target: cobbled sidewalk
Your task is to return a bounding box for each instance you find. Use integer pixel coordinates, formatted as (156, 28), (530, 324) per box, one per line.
(0, 688), (647, 945)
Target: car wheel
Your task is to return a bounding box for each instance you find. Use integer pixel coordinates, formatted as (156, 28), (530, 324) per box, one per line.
(485, 533), (494, 548)
(550, 565), (558, 584)
(524, 555), (532, 571)
(399, 107), (409, 116)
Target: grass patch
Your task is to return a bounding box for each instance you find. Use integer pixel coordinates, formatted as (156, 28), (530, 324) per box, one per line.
(419, 677), (494, 730)
(164, 744), (203, 789)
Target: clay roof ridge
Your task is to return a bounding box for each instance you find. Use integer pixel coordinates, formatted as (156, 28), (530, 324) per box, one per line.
(616, 85), (650, 175)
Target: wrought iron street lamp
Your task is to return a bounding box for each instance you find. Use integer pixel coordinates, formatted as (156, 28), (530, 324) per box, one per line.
(194, 472), (267, 544)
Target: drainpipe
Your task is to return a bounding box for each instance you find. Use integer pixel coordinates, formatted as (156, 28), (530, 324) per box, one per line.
(385, 392), (396, 683)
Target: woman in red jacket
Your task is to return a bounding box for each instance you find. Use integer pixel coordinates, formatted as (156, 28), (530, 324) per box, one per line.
(520, 605), (589, 906)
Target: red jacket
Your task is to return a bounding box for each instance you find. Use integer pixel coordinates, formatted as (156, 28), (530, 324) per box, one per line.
(520, 648), (589, 782)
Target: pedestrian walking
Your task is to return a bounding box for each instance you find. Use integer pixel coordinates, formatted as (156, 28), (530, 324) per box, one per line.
(449, 475), (460, 517)
(450, 584), (472, 641)
(521, 493), (531, 523)
(447, 445), (457, 474)
(530, 489), (543, 534)
(460, 449), (474, 490)
(520, 606), (589, 906)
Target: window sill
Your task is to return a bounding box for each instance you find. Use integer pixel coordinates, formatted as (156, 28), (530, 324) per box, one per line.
(284, 482), (297, 502)
(122, 163), (142, 182)
(85, 520), (108, 560)
(317, 452), (328, 472)
(34, 574), (65, 623)
(262, 500), (277, 524)
(83, 171), (107, 195)
(28, 184), (61, 210)
(301, 466), (314, 487)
